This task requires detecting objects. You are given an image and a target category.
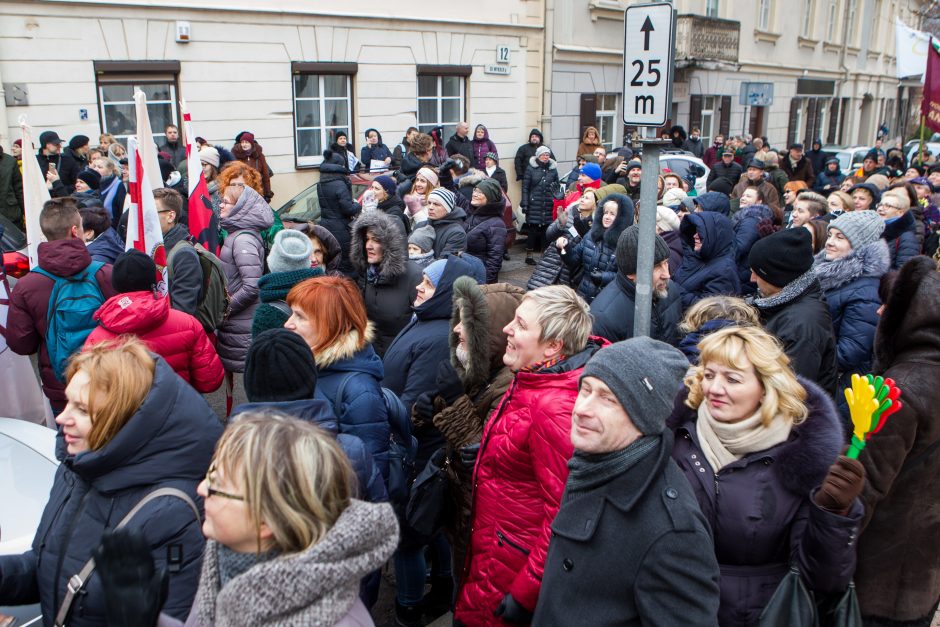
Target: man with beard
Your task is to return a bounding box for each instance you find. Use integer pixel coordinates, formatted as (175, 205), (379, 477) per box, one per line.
(159, 124), (187, 169)
(590, 225), (682, 345)
(731, 159), (780, 214)
(618, 160), (642, 203)
(514, 128), (553, 182)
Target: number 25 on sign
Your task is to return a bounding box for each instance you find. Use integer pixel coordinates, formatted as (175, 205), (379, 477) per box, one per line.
(622, 2), (675, 127)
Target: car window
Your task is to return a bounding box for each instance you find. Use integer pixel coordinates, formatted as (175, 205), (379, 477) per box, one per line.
(0, 432), (57, 550)
(834, 152), (850, 171)
(277, 184), (321, 223)
(0, 215), (26, 254)
(664, 159), (689, 177)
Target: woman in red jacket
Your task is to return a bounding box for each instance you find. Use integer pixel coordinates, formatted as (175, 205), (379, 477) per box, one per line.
(85, 250), (224, 393)
(454, 285), (605, 626)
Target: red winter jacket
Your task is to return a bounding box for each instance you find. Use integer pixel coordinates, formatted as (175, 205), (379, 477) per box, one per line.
(454, 339), (606, 625)
(4, 238), (116, 409)
(85, 290), (224, 393)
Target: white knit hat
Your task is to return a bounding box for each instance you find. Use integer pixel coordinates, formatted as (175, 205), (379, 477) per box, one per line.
(267, 229), (313, 273)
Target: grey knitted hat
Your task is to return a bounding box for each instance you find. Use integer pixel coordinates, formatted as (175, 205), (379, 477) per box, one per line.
(535, 146), (551, 158)
(580, 337), (688, 436)
(616, 224), (671, 276)
(267, 229), (314, 274)
(828, 210), (885, 250)
(408, 225), (436, 253)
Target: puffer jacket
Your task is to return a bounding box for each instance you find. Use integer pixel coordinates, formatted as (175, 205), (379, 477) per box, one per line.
(86, 291), (224, 393)
(454, 338), (607, 625)
(251, 267), (324, 337)
(317, 150), (362, 275)
(590, 273), (683, 346)
(431, 205), (468, 258)
(882, 210), (920, 270)
(525, 209), (591, 290)
(217, 186), (273, 372)
(314, 326), (391, 482)
(675, 212), (741, 308)
(350, 212), (423, 357)
(563, 194), (634, 303)
(233, 399), (386, 503)
(85, 227), (125, 265)
(706, 160), (743, 188)
(377, 194), (410, 237)
(0, 357), (222, 626)
(668, 379), (862, 627)
(521, 156), (560, 227)
(470, 125), (498, 170)
(466, 200), (507, 283)
(812, 240), (890, 392)
(732, 204), (775, 294)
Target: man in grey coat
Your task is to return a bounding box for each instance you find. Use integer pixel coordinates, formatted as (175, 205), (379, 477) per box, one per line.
(533, 338), (720, 626)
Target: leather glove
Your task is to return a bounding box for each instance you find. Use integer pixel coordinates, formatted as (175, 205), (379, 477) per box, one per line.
(814, 455), (865, 515)
(439, 158), (458, 173)
(436, 360), (465, 405)
(459, 443), (481, 470)
(493, 593), (533, 624)
(414, 391), (437, 422)
(93, 528), (168, 627)
(589, 269), (604, 286)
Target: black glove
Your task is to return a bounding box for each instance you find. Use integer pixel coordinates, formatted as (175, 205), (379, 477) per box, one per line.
(494, 593), (533, 624)
(459, 443), (481, 470)
(414, 391), (436, 421)
(439, 158), (458, 173)
(589, 269), (604, 286)
(93, 528), (168, 627)
(436, 360), (465, 405)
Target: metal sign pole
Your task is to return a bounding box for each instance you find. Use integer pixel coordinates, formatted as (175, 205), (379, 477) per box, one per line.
(633, 139), (669, 338)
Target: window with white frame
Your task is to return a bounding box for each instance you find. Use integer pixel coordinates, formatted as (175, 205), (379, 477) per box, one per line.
(706, 0), (720, 18)
(758, 0), (774, 30)
(94, 64), (178, 148)
(417, 75), (465, 141)
(700, 96), (717, 145)
(846, 0), (858, 45)
(596, 94), (618, 151)
(872, 0), (884, 47)
(801, 0), (816, 37)
(293, 72), (353, 168)
(826, 0), (840, 41)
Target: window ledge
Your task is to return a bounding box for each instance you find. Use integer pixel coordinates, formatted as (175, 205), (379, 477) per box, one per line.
(845, 45), (861, 55)
(753, 29), (781, 44)
(588, 0), (627, 22)
(822, 41), (842, 53)
(797, 36), (819, 50)
(867, 50), (882, 61)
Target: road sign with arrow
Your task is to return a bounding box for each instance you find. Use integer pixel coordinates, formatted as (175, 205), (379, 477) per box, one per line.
(622, 2), (676, 126)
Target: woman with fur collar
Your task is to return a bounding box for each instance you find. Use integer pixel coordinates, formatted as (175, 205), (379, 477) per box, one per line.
(669, 325), (864, 627)
(812, 211), (889, 396)
(349, 211), (424, 358)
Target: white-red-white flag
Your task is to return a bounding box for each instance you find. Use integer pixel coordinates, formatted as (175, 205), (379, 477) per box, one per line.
(18, 118), (50, 268)
(125, 136), (167, 294)
(181, 99), (219, 252)
(134, 89), (164, 189)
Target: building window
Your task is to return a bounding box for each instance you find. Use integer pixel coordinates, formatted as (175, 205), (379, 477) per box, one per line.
(700, 96), (717, 145)
(758, 0), (774, 30)
(826, 0), (840, 41)
(872, 0), (883, 47)
(595, 94), (618, 151)
(706, 0), (720, 18)
(846, 0), (858, 45)
(292, 73), (353, 168)
(93, 61), (180, 147)
(801, 0), (816, 37)
(417, 75), (465, 141)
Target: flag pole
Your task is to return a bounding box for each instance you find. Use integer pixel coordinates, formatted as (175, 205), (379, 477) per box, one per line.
(921, 114), (927, 166)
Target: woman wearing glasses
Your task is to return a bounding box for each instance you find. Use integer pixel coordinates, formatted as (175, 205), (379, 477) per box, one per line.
(0, 338), (221, 626)
(877, 189), (920, 270)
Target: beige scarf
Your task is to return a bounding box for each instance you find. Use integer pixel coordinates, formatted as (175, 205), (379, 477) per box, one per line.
(695, 402), (792, 472)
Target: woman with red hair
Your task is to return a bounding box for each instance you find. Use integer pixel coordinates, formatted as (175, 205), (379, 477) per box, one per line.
(284, 275), (391, 481)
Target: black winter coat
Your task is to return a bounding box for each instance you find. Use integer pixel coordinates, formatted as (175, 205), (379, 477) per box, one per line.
(521, 157), (560, 227)
(350, 212), (423, 357)
(675, 212), (741, 308)
(526, 210), (591, 290)
(782, 155), (816, 188)
(669, 379), (862, 627)
(749, 273), (839, 397)
(883, 211), (920, 270)
(513, 129), (551, 181)
(431, 206), (468, 258)
(0, 150), (23, 227)
(317, 151), (362, 275)
(37, 151), (79, 197)
(731, 204), (774, 294)
(590, 273), (683, 346)
(814, 167), (845, 195)
(466, 200), (507, 283)
(706, 160), (743, 188)
(445, 133), (473, 162)
(533, 434), (721, 626)
(377, 195), (410, 237)
(563, 194), (633, 303)
(0, 358), (222, 626)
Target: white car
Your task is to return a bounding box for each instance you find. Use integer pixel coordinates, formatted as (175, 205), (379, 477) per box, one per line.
(659, 152), (710, 196)
(0, 418), (58, 625)
(904, 141), (940, 167)
(823, 145), (871, 176)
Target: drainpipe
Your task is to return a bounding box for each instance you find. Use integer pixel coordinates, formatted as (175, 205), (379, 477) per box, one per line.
(541, 0), (554, 142)
(836, 0), (853, 138)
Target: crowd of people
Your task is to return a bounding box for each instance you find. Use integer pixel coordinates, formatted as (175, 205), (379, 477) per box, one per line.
(2, 118), (940, 627)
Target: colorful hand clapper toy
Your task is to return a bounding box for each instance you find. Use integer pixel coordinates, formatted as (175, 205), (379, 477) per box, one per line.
(844, 374), (903, 459)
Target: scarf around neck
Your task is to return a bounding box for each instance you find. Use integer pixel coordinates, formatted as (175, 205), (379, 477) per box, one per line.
(566, 435), (660, 494)
(216, 544), (280, 588)
(695, 402), (791, 472)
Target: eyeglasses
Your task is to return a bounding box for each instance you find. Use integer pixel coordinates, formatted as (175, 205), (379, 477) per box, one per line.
(204, 464), (244, 501)
(219, 198), (234, 206)
(877, 202), (901, 211)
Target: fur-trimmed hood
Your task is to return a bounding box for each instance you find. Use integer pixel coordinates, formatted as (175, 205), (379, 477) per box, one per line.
(874, 255), (940, 371)
(589, 192), (634, 248)
(528, 155), (558, 170)
(458, 169), (488, 188)
(315, 324), (377, 370)
(669, 376), (843, 496)
(449, 277), (525, 389)
(812, 239), (890, 292)
(349, 211), (408, 280)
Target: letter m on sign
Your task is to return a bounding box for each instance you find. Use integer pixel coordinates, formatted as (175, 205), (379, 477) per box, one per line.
(635, 95), (655, 115)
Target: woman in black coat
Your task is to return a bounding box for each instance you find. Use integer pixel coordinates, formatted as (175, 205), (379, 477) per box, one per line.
(317, 149), (362, 275)
(520, 149), (560, 263)
(668, 325), (864, 627)
(465, 178), (507, 283)
(370, 175), (410, 237)
(0, 338), (221, 626)
(561, 192), (633, 303)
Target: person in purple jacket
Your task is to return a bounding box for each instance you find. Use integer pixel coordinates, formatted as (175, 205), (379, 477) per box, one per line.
(470, 124), (497, 171)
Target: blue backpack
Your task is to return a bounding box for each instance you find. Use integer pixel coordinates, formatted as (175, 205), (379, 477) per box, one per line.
(32, 261), (106, 382)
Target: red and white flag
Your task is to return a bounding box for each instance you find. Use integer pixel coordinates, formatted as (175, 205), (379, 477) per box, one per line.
(134, 89), (164, 190)
(181, 99), (219, 252)
(125, 136), (167, 294)
(19, 118), (50, 268)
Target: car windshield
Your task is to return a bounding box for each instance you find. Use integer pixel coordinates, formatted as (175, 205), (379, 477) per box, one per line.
(0, 215), (26, 254)
(0, 432), (57, 552)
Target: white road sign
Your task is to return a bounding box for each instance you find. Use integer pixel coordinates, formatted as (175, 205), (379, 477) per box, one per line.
(622, 2), (676, 126)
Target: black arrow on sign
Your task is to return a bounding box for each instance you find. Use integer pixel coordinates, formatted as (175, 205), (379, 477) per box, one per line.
(641, 16), (654, 51)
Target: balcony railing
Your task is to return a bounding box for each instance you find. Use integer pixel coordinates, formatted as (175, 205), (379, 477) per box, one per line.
(675, 14), (740, 66)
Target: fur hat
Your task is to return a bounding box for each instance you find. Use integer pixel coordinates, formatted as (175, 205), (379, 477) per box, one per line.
(408, 225), (435, 252)
(428, 188), (456, 214)
(267, 229), (314, 274)
(476, 178), (503, 204)
(580, 162), (602, 181)
(616, 224), (670, 276)
(112, 249), (157, 293)
(828, 210), (884, 249)
(656, 206), (680, 232)
(199, 146), (220, 169)
(416, 167), (440, 188)
(748, 227), (814, 288)
(374, 175), (398, 198)
(244, 328), (317, 403)
(661, 187), (688, 209)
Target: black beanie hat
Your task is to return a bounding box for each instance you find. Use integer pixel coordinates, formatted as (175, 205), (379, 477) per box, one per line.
(76, 168), (101, 191)
(616, 224), (670, 276)
(748, 227), (813, 288)
(68, 135), (90, 151)
(112, 249), (157, 293)
(707, 176), (733, 196)
(244, 329), (317, 403)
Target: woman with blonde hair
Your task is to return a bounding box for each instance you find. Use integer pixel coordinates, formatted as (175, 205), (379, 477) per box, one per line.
(676, 295), (759, 363)
(0, 338), (221, 626)
(668, 325), (864, 626)
(827, 190), (853, 216)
